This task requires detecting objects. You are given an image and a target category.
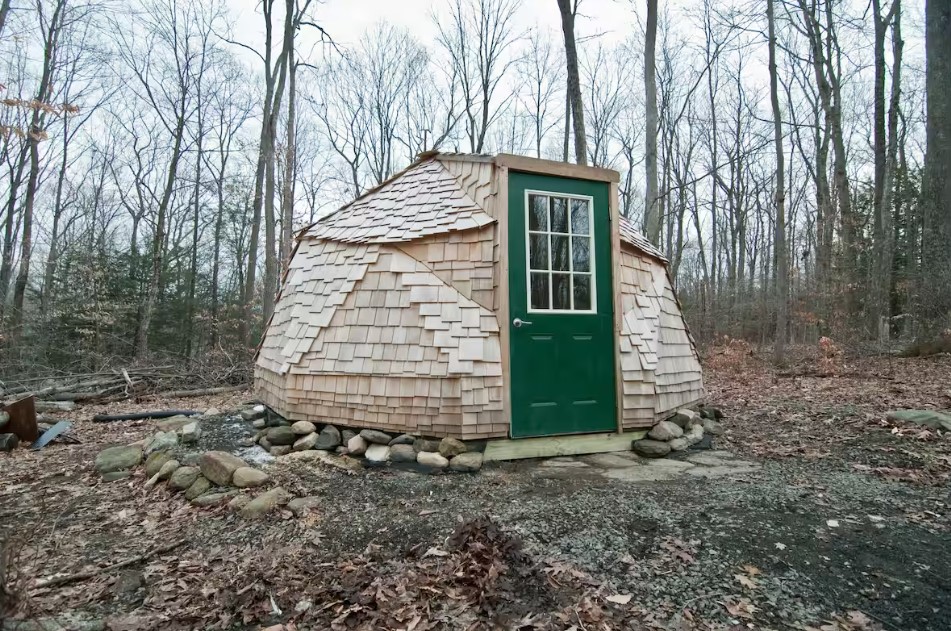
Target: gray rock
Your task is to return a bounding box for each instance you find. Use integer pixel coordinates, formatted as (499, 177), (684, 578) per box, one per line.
(180, 422), (200, 444)
(438, 437), (467, 458)
(669, 437), (690, 452)
(685, 424), (705, 445)
(293, 432), (318, 451)
(632, 439), (671, 458)
(252, 418), (267, 429)
(0, 411), (9, 430)
(347, 435), (368, 456)
(360, 429), (392, 445)
(0, 433), (19, 451)
(101, 471), (131, 482)
(365, 444), (390, 462)
(648, 420), (683, 441)
(145, 451), (172, 477)
(670, 409), (698, 429)
(287, 496), (321, 516)
(144, 431), (178, 455)
(315, 425), (341, 450)
(198, 451), (248, 486)
(414, 438), (441, 453)
(267, 425), (296, 446)
(145, 459), (180, 488)
(341, 429), (357, 444)
(389, 444), (416, 462)
(259, 437), (272, 451)
(203, 407), (221, 417)
(240, 406), (266, 421)
(95, 445), (143, 473)
(239, 486), (292, 519)
(416, 451), (449, 470)
(292, 421), (316, 435)
(168, 466), (200, 490)
(233, 466), (269, 488)
(449, 452), (483, 472)
(389, 433), (415, 446)
(184, 476), (212, 500)
(336, 446), (349, 455)
(190, 490), (238, 506)
(155, 414), (194, 432)
(270, 445), (292, 457)
(228, 494), (251, 510)
(703, 419), (724, 436)
(887, 409), (951, 432)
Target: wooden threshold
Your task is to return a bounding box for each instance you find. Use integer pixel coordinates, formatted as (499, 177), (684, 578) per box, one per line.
(482, 430), (646, 462)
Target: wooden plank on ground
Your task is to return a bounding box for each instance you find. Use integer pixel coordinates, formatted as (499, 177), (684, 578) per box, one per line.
(482, 430), (647, 462)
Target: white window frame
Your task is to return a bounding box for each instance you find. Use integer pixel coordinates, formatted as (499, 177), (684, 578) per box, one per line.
(524, 189), (597, 315)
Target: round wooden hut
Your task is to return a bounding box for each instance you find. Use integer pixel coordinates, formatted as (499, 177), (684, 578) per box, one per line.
(254, 153), (703, 446)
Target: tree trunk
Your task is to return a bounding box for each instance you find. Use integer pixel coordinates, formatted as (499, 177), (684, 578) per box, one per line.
(767, 0), (787, 364)
(556, 0), (586, 165)
(644, 0), (660, 244)
(281, 58), (297, 270)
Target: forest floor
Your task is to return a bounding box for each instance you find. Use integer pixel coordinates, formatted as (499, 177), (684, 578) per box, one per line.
(1, 345), (950, 630)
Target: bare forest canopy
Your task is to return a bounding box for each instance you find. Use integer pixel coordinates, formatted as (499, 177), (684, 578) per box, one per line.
(0, 0), (947, 378)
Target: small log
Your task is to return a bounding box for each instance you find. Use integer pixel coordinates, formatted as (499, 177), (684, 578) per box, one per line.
(158, 385), (247, 398)
(34, 400), (76, 412)
(92, 410), (200, 423)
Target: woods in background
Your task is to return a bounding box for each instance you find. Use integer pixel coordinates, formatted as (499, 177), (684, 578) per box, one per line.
(0, 0), (945, 377)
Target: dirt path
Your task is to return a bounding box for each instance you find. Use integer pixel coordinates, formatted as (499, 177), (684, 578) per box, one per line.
(1, 351), (949, 630)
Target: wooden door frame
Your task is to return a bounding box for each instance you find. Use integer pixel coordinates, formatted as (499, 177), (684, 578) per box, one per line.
(493, 154), (624, 439)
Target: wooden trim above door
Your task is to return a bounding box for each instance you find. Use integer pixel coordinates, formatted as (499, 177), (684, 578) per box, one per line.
(494, 154), (621, 183)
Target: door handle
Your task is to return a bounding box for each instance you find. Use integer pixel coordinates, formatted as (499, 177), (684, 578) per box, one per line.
(513, 318), (533, 328)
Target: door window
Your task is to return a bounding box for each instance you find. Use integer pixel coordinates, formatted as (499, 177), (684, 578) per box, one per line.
(526, 192), (595, 313)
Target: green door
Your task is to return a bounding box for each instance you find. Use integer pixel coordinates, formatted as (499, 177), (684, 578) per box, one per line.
(508, 171), (617, 438)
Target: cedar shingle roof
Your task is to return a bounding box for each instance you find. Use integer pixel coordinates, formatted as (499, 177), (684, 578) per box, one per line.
(304, 159), (494, 244)
(619, 216), (667, 262)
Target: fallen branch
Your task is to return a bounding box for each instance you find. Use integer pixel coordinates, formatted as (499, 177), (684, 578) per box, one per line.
(33, 539), (187, 589)
(156, 385), (247, 398)
(92, 410), (200, 423)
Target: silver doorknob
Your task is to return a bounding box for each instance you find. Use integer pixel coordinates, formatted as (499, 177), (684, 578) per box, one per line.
(513, 318), (533, 328)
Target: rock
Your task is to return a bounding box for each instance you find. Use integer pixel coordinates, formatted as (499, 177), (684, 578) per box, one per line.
(184, 476), (212, 500)
(287, 496), (321, 516)
(239, 486), (292, 519)
(648, 420), (683, 441)
(317, 453), (364, 473)
(389, 433), (415, 446)
(145, 451), (172, 477)
(414, 438), (441, 453)
(252, 418), (267, 429)
(690, 434), (714, 450)
(416, 451), (449, 470)
(685, 424), (705, 445)
(347, 435), (368, 456)
(291, 421), (316, 435)
(390, 444), (416, 462)
(670, 409), (698, 429)
(700, 407), (714, 420)
(360, 429), (392, 445)
(228, 494), (251, 510)
(438, 437), (467, 458)
(293, 432), (318, 451)
(365, 444), (390, 463)
(156, 414), (194, 432)
(101, 471), (131, 482)
(315, 425), (342, 450)
(232, 467), (269, 488)
(0, 411), (9, 430)
(341, 429), (356, 444)
(145, 459), (180, 488)
(168, 466), (200, 490)
(449, 452), (483, 472)
(887, 409), (951, 432)
(270, 445), (292, 457)
(198, 451), (248, 486)
(112, 569), (144, 595)
(0, 433), (20, 451)
(240, 406), (266, 421)
(669, 437), (690, 452)
(266, 425), (296, 446)
(703, 419), (724, 436)
(259, 437), (272, 451)
(180, 422), (200, 444)
(336, 446), (349, 455)
(143, 431), (178, 455)
(95, 445), (143, 473)
(191, 490), (237, 506)
(632, 439), (671, 458)
(203, 407), (221, 417)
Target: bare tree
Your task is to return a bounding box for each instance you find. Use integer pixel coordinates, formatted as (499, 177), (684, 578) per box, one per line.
(556, 0), (586, 165)
(516, 28), (563, 159)
(644, 0), (660, 244)
(767, 0), (787, 363)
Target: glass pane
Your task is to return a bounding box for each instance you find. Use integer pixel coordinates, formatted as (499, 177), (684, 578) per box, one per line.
(573, 275), (592, 311)
(529, 234), (549, 270)
(572, 236), (590, 272)
(529, 195), (548, 231)
(550, 197), (568, 233)
(530, 272), (549, 310)
(571, 199), (590, 235)
(552, 273), (571, 310)
(551, 235), (569, 271)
